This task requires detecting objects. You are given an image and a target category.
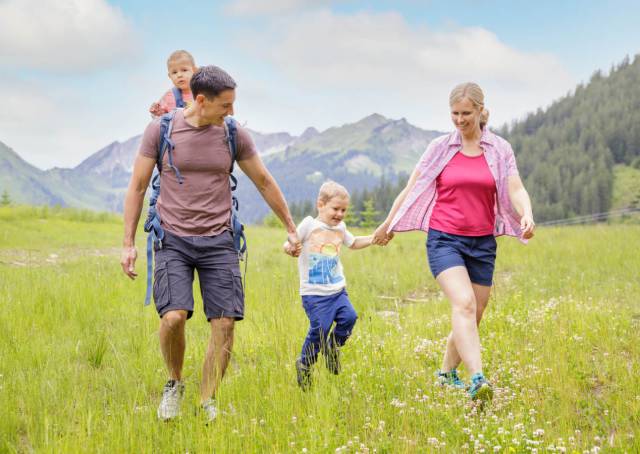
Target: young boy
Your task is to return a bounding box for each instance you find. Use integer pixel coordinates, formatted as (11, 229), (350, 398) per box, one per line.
(149, 50), (197, 117)
(284, 181), (374, 390)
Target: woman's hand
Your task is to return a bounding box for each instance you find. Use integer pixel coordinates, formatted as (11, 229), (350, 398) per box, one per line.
(520, 214), (535, 239)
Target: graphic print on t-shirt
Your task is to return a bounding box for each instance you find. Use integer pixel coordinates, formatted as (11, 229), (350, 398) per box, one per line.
(307, 228), (345, 285)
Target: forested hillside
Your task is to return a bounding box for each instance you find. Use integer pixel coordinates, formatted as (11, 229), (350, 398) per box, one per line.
(498, 54), (640, 221)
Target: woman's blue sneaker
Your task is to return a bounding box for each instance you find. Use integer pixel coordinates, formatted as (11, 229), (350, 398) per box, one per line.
(436, 368), (466, 389)
(468, 372), (493, 401)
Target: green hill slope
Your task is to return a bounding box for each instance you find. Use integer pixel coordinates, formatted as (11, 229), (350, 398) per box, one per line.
(0, 141), (65, 206)
(612, 164), (640, 211)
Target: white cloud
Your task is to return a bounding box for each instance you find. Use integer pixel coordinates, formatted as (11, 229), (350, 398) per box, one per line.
(225, 0), (333, 16)
(0, 0), (139, 72)
(236, 10), (576, 132)
(0, 71), (160, 170)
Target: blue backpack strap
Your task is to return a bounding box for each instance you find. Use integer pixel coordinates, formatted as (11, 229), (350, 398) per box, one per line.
(142, 111), (179, 306)
(158, 110), (183, 183)
(224, 117), (247, 259)
(172, 86), (185, 108)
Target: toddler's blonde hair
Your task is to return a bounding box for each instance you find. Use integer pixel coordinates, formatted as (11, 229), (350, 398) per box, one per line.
(167, 50), (196, 68)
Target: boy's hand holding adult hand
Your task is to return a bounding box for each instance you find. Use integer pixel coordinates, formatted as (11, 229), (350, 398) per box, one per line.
(287, 231), (302, 257)
(120, 246), (138, 279)
(372, 222), (394, 246)
(283, 241), (296, 256)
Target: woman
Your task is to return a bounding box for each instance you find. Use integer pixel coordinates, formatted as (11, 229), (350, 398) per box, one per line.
(373, 82), (535, 402)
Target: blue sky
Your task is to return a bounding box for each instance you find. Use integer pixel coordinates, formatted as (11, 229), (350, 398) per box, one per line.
(1, 0), (638, 169)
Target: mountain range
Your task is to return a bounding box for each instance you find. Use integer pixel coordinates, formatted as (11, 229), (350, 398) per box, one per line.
(3, 54), (639, 224)
(0, 114), (442, 222)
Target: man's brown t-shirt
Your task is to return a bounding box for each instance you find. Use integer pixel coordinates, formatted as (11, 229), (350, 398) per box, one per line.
(139, 110), (257, 237)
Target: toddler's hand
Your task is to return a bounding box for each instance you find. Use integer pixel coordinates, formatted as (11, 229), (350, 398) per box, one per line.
(149, 102), (164, 117)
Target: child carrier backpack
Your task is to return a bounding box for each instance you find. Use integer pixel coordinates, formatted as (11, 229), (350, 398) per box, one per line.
(172, 87), (185, 108)
(143, 109), (247, 306)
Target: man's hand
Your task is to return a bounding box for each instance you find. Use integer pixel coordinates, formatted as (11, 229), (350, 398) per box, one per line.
(287, 231), (302, 257)
(120, 246), (138, 279)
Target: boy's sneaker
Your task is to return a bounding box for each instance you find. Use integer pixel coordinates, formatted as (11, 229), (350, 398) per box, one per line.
(201, 398), (218, 422)
(468, 372), (493, 402)
(157, 379), (185, 421)
(436, 368), (466, 389)
(324, 342), (341, 375)
(296, 359), (312, 391)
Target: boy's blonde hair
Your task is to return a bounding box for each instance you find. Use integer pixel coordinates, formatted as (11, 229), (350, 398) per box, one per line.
(317, 180), (350, 204)
(167, 50), (196, 67)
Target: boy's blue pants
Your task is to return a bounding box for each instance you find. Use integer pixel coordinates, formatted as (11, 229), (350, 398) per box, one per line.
(299, 289), (358, 367)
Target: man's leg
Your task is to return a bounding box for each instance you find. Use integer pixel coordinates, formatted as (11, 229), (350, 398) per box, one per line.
(157, 308), (190, 420)
(159, 310), (189, 380)
(200, 317), (235, 403)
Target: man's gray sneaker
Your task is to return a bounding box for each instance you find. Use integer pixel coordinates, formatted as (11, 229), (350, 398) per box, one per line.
(201, 398), (218, 422)
(157, 379), (185, 421)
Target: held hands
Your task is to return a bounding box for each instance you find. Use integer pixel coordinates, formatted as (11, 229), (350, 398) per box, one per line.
(372, 222), (394, 246)
(284, 231), (302, 257)
(283, 241), (295, 256)
(120, 246), (138, 279)
(520, 214), (536, 239)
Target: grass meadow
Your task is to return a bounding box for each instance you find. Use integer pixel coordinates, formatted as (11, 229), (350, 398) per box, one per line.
(0, 206), (638, 453)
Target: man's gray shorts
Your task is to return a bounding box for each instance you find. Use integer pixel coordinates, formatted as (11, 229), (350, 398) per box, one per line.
(153, 230), (244, 321)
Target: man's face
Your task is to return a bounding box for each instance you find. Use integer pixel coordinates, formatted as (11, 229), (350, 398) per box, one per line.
(167, 56), (196, 91)
(197, 89), (235, 125)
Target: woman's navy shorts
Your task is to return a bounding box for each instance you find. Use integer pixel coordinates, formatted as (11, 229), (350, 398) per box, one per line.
(426, 228), (497, 286)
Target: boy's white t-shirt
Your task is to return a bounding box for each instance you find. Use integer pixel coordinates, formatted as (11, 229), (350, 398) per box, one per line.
(296, 216), (355, 296)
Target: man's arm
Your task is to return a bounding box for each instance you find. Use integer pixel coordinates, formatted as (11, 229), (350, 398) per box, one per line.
(237, 154), (301, 254)
(121, 154), (156, 279)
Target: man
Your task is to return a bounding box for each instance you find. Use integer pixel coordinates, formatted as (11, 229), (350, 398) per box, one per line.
(120, 65), (301, 421)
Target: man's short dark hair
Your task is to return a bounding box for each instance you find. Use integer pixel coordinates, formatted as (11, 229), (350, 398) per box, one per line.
(190, 65), (237, 99)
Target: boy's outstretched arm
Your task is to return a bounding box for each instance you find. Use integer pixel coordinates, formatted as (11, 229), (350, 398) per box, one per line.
(349, 235), (373, 250)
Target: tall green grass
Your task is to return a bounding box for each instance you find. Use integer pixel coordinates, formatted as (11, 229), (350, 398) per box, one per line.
(0, 208), (638, 452)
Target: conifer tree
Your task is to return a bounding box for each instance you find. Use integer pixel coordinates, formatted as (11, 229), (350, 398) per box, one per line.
(0, 189), (10, 207)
